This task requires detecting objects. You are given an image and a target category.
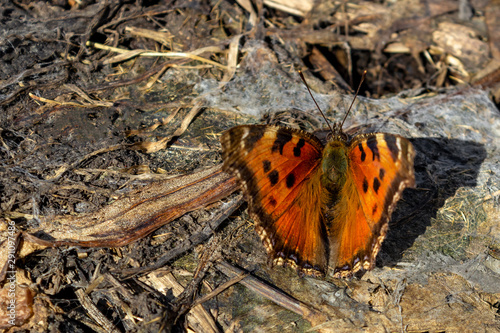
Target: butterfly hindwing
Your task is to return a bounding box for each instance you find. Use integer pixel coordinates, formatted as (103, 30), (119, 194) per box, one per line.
(221, 125), (329, 275)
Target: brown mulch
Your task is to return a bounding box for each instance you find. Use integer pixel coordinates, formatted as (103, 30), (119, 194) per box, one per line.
(1, 0), (499, 332)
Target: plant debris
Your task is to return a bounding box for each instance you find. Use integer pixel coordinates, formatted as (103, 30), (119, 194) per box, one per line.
(0, 0), (499, 332)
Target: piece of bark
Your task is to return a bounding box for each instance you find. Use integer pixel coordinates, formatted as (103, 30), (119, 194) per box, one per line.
(24, 166), (237, 247)
(432, 22), (489, 72)
(308, 47), (352, 92)
(486, 1), (500, 61)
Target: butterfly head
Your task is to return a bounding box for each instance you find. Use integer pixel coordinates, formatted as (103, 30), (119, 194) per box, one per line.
(326, 121), (350, 143)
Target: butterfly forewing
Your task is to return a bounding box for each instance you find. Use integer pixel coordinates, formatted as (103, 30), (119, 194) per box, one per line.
(221, 125), (329, 275)
(349, 134), (415, 223)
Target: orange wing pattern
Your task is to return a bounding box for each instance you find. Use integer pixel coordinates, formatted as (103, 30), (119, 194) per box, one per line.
(221, 124), (416, 278)
(327, 133), (415, 277)
(221, 125), (329, 275)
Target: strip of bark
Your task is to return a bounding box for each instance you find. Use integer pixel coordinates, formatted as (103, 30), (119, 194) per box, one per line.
(24, 166), (238, 248)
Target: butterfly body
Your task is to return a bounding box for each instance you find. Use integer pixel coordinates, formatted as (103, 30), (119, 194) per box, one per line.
(221, 124), (415, 278)
(321, 139), (350, 192)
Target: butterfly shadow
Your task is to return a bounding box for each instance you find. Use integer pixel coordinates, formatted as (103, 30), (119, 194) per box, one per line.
(378, 137), (487, 269)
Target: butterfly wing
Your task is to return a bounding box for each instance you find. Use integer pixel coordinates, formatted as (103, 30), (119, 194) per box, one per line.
(221, 125), (328, 275)
(328, 133), (415, 277)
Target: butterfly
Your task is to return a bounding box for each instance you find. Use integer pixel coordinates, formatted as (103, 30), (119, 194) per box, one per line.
(220, 119), (415, 278)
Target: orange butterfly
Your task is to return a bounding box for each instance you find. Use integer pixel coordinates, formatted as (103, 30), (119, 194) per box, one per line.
(221, 122), (415, 277)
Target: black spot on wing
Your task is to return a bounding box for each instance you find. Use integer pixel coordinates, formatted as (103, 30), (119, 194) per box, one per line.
(263, 160), (271, 173)
(272, 129), (292, 155)
(372, 204), (378, 215)
(293, 138), (305, 157)
(384, 134), (399, 162)
(268, 170), (279, 186)
(286, 173), (295, 188)
(358, 143), (366, 162)
(269, 196), (277, 207)
(363, 178), (369, 193)
(367, 137), (380, 161)
(373, 177), (380, 193)
(379, 168), (385, 180)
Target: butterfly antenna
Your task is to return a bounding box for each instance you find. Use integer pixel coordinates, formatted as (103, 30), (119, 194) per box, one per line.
(298, 70), (335, 135)
(340, 70), (367, 129)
